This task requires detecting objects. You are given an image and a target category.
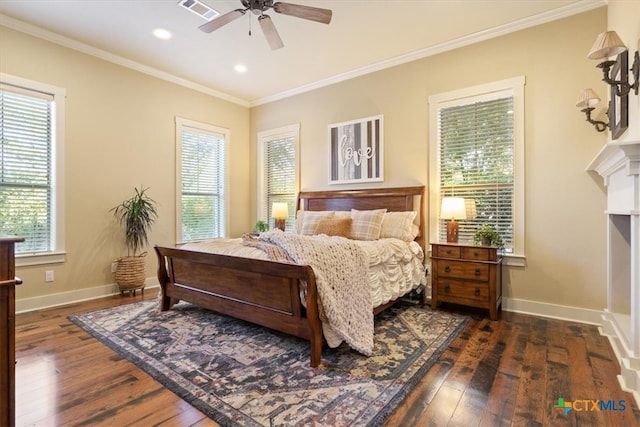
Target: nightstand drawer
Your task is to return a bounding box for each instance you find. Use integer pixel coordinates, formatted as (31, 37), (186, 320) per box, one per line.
(462, 247), (491, 261)
(436, 261), (489, 281)
(433, 245), (461, 258)
(437, 280), (489, 305)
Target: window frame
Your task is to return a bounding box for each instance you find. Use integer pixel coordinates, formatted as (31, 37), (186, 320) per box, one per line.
(428, 76), (525, 266)
(1, 73), (66, 267)
(256, 124), (300, 232)
(175, 116), (230, 244)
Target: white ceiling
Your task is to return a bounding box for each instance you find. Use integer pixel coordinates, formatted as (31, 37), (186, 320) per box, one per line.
(0, 0), (605, 106)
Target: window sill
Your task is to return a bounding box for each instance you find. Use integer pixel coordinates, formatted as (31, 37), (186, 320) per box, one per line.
(16, 251), (66, 267)
(502, 253), (526, 267)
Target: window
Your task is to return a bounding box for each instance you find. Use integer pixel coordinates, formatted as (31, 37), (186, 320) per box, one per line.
(175, 117), (228, 243)
(257, 124), (299, 232)
(0, 73), (66, 265)
(429, 77), (525, 264)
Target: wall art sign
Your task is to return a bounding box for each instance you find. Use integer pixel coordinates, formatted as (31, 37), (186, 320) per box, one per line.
(329, 115), (383, 184)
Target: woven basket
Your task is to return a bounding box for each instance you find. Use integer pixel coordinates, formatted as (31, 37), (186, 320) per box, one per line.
(115, 252), (146, 291)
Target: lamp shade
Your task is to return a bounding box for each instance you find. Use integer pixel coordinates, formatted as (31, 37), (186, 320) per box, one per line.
(440, 197), (467, 220)
(588, 30), (627, 60)
(465, 198), (477, 220)
(271, 202), (289, 219)
(575, 88), (601, 108)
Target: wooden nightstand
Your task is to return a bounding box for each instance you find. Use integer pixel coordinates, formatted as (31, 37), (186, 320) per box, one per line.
(431, 243), (502, 320)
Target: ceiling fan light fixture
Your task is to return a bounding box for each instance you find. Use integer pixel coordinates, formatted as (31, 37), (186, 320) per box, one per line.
(198, 0), (332, 49)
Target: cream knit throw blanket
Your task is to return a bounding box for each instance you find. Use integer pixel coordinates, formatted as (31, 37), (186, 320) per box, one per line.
(254, 230), (374, 356)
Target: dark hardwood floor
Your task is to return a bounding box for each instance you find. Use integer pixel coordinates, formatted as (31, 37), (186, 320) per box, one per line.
(14, 290), (640, 426)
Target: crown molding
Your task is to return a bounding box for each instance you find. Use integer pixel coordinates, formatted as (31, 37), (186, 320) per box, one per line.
(0, 14), (250, 107)
(249, 0), (607, 107)
(1, 0), (607, 108)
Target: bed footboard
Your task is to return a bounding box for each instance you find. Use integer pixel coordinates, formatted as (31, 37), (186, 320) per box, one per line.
(154, 245), (323, 367)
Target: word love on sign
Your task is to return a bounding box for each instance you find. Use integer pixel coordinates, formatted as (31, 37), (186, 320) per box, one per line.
(338, 134), (375, 167)
(329, 115), (383, 185)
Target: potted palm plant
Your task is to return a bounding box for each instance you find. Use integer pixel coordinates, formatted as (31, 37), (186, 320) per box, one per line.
(111, 187), (158, 295)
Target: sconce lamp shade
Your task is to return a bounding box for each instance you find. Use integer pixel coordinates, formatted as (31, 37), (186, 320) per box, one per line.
(575, 88), (601, 108)
(271, 202), (289, 231)
(588, 30), (627, 60)
(441, 197), (466, 243)
(440, 197), (467, 220)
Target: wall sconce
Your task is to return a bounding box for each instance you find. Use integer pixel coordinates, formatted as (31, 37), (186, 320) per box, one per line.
(576, 88), (608, 132)
(588, 30), (639, 97)
(440, 197), (466, 243)
(271, 202), (289, 232)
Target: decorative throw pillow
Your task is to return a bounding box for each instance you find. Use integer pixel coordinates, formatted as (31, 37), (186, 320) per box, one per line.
(314, 217), (352, 237)
(349, 209), (387, 240)
(300, 211), (336, 235)
(380, 211), (418, 241)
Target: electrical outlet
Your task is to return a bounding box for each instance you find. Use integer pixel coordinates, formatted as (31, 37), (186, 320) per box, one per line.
(45, 270), (54, 282)
(111, 262), (118, 273)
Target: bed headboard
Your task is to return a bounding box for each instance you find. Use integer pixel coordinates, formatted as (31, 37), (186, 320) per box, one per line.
(296, 186), (426, 249)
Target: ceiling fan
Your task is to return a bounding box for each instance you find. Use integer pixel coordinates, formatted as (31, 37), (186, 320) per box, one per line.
(198, 0), (332, 50)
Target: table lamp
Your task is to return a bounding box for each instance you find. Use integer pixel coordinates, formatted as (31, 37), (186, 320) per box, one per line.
(440, 197), (467, 243)
(271, 202), (289, 232)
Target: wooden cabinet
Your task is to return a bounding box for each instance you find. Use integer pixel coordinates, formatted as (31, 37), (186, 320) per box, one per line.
(431, 243), (502, 320)
(1, 237), (23, 427)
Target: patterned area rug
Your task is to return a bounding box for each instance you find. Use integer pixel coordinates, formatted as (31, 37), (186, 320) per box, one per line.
(70, 299), (468, 426)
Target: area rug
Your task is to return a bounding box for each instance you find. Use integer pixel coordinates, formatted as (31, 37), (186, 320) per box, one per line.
(70, 299), (468, 426)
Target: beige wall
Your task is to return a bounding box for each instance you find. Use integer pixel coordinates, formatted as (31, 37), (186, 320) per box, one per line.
(250, 8), (612, 310)
(0, 27), (250, 301)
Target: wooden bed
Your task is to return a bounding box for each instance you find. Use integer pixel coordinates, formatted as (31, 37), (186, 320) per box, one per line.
(154, 186), (425, 367)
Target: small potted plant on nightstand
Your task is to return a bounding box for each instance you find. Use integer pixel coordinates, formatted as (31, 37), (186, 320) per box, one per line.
(254, 220), (269, 233)
(473, 224), (504, 248)
(111, 187), (158, 295)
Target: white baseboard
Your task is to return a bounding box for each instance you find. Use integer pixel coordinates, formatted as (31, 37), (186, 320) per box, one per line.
(502, 297), (604, 326)
(15, 277), (159, 314)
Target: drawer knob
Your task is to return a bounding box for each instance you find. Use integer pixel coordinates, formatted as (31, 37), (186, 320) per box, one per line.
(473, 252), (478, 257)
(475, 268), (481, 275)
(444, 284), (451, 293)
(474, 288), (481, 296)
(444, 265), (451, 273)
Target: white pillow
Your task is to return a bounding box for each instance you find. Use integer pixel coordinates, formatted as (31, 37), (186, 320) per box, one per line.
(299, 211), (336, 235)
(380, 211), (418, 241)
(349, 209), (387, 240)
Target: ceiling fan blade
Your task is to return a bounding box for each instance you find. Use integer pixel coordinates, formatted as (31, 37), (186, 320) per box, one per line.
(199, 9), (246, 33)
(273, 2), (332, 24)
(258, 14), (284, 50)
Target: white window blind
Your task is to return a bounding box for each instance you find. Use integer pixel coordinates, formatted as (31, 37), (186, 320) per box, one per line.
(257, 124), (299, 232)
(438, 97), (514, 249)
(429, 77), (525, 260)
(0, 84), (54, 254)
(176, 118), (228, 242)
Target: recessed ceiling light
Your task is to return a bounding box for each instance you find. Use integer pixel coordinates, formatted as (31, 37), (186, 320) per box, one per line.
(234, 64), (248, 73)
(153, 28), (172, 40)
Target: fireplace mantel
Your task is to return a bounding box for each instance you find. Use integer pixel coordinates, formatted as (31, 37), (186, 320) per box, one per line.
(588, 140), (640, 188)
(587, 139), (640, 406)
